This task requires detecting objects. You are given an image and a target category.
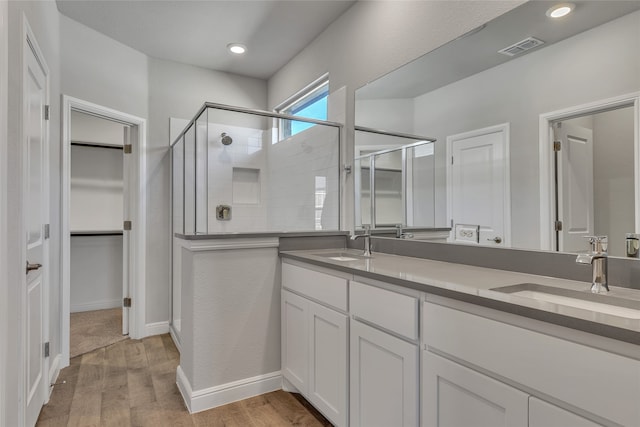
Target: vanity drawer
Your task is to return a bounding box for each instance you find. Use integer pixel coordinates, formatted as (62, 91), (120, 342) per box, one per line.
(424, 301), (640, 427)
(282, 262), (348, 311)
(350, 280), (419, 340)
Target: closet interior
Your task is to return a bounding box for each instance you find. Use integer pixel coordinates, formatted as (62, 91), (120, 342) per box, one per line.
(69, 111), (128, 357)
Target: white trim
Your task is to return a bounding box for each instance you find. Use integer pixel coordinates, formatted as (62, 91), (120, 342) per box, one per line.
(275, 72), (329, 113)
(144, 321), (170, 337)
(70, 299), (121, 313)
(446, 123), (511, 247)
(169, 325), (182, 354)
(176, 366), (282, 414)
(46, 354), (61, 399)
(175, 237), (280, 252)
(61, 96), (147, 369)
(539, 92), (640, 251)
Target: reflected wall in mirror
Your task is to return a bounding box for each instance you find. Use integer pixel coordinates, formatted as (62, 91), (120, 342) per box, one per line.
(354, 1), (640, 255)
(355, 128), (435, 229)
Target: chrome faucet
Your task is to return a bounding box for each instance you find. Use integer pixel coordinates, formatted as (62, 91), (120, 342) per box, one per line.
(576, 235), (609, 293)
(395, 224), (414, 239)
(351, 224), (372, 257)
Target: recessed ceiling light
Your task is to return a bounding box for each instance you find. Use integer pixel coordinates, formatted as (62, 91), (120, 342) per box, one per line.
(546, 3), (575, 18)
(227, 43), (246, 55)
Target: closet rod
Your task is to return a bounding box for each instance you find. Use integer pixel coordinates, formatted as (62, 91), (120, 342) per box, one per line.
(71, 141), (123, 150)
(71, 231), (123, 236)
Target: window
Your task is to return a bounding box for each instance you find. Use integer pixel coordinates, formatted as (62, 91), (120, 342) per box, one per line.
(276, 75), (329, 139)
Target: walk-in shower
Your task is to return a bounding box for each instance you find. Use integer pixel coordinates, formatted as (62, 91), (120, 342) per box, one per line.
(170, 102), (342, 339)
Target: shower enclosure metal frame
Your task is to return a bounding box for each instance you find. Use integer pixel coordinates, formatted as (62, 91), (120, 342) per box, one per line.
(169, 102), (343, 344)
(354, 126), (436, 229)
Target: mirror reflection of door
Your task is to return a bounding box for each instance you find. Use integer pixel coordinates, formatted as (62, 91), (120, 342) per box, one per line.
(447, 123), (510, 247)
(555, 106), (635, 256)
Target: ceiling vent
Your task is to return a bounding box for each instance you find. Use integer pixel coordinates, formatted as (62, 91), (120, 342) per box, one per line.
(498, 37), (545, 57)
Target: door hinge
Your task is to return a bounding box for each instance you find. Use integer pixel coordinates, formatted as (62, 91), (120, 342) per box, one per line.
(44, 342), (50, 358)
(555, 220), (563, 231)
(44, 105), (50, 121)
(451, 156), (454, 165)
(44, 224), (50, 239)
(553, 140), (561, 151)
(123, 297), (132, 308)
(124, 144), (132, 154)
(123, 220), (132, 231)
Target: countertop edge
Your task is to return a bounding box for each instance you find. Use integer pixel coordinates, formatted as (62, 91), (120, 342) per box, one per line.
(175, 231), (350, 240)
(279, 251), (640, 346)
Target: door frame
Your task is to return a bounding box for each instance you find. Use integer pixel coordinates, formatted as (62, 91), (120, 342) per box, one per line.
(0, 0), (8, 424)
(61, 95), (147, 367)
(446, 123), (511, 246)
(539, 92), (640, 251)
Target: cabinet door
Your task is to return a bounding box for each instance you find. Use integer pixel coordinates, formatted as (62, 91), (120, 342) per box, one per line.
(529, 397), (602, 427)
(308, 302), (348, 427)
(282, 290), (308, 393)
(350, 320), (418, 427)
(423, 352), (528, 427)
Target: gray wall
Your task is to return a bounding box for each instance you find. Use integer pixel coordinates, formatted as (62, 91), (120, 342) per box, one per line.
(410, 10), (640, 249)
(268, 0), (525, 230)
(5, 1), (61, 425)
(61, 17), (268, 326)
(147, 58), (267, 323)
(593, 107), (635, 257)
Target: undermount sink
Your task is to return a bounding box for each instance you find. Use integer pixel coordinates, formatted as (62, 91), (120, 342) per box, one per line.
(491, 283), (640, 319)
(315, 251), (372, 262)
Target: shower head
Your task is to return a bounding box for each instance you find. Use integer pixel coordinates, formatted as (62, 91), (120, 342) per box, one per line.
(221, 132), (233, 146)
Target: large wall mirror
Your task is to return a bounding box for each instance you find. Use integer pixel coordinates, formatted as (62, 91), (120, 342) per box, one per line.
(355, 0), (640, 257)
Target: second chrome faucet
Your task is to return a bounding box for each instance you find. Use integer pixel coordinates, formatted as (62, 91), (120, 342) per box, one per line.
(351, 224), (372, 257)
(576, 235), (609, 293)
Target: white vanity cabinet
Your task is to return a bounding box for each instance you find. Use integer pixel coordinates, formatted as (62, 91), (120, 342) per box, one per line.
(423, 351), (528, 427)
(529, 397), (602, 427)
(423, 296), (640, 427)
(349, 280), (420, 427)
(281, 262), (348, 427)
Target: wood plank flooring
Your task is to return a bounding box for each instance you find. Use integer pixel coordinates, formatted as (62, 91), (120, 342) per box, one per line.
(37, 334), (332, 427)
(70, 308), (127, 358)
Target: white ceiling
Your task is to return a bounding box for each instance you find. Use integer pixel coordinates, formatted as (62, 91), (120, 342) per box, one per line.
(56, 0), (356, 80)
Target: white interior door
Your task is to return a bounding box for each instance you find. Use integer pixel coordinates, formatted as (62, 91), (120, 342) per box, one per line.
(556, 122), (594, 253)
(24, 32), (48, 427)
(447, 124), (510, 247)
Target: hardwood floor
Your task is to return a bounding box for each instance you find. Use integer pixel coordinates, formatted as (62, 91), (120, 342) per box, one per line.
(70, 308), (127, 358)
(37, 334), (332, 427)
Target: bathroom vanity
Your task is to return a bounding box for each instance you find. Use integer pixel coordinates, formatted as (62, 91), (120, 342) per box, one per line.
(280, 249), (640, 427)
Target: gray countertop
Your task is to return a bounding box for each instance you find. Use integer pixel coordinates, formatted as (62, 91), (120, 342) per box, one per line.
(280, 248), (640, 345)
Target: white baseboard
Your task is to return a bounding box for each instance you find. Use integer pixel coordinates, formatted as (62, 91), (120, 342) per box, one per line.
(47, 354), (62, 401)
(176, 366), (282, 414)
(144, 321), (170, 337)
(281, 376), (299, 393)
(169, 325), (181, 353)
(70, 299), (121, 313)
